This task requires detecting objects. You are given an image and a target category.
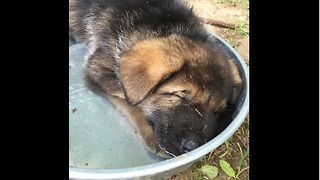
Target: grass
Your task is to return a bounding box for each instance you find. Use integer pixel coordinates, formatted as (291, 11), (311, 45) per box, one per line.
(218, 136), (233, 158)
(226, 22), (249, 37)
(235, 143), (249, 179)
(227, 41), (237, 48)
(216, 0), (249, 9)
(235, 22), (249, 37)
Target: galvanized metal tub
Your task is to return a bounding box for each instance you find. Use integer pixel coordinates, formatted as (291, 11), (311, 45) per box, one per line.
(69, 32), (249, 180)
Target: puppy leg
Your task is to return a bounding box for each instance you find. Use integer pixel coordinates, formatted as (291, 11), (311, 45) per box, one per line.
(107, 95), (172, 158)
(84, 48), (126, 99)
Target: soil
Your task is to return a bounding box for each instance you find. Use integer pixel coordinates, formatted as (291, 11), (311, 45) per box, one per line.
(189, 0), (249, 63)
(169, 0), (249, 179)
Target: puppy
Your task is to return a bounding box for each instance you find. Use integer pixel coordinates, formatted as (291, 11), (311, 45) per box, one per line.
(69, 0), (243, 158)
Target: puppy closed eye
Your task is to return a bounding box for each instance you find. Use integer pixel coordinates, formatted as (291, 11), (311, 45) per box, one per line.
(173, 90), (188, 98)
(162, 90), (190, 104)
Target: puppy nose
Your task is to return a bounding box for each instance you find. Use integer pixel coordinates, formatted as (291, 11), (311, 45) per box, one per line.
(182, 140), (199, 153)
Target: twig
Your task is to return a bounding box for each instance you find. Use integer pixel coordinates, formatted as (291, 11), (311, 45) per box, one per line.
(199, 17), (235, 29)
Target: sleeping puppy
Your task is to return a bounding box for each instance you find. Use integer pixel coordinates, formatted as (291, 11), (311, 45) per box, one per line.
(69, 0), (243, 158)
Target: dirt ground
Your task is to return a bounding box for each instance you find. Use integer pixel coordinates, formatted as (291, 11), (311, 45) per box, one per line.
(169, 0), (249, 179)
(188, 0), (249, 65)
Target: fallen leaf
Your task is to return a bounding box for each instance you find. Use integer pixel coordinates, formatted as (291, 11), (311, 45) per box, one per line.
(198, 165), (218, 179)
(219, 160), (235, 178)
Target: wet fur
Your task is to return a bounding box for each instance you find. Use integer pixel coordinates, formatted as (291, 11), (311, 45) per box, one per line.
(69, 0), (243, 158)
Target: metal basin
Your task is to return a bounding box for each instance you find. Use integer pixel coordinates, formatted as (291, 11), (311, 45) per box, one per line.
(69, 32), (249, 180)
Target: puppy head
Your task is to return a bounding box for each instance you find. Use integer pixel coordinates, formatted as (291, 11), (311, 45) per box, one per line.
(119, 35), (184, 106)
(119, 34), (242, 157)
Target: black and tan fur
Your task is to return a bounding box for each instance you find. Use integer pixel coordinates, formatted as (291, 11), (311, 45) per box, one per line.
(69, 0), (243, 158)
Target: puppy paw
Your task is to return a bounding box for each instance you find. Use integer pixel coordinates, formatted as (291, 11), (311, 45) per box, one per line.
(144, 135), (173, 159)
(107, 95), (173, 158)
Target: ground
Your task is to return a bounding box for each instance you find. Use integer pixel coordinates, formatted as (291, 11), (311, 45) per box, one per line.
(169, 0), (249, 179)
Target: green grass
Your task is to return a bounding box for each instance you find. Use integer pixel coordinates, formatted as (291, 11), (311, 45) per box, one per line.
(216, 0), (249, 9)
(218, 136), (233, 158)
(196, 126), (250, 179)
(235, 143), (249, 179)
(228, 41), (237, 48)
(226, 21), (249, 37)
(235, 22), (249, 37)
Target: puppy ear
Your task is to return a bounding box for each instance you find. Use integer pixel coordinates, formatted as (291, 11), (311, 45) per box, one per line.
(119, 41), (184, 105)
(228, 60), (243, 103)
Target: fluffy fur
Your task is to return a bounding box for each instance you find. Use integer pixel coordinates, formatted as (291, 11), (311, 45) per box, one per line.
(69, 0), (243, 158)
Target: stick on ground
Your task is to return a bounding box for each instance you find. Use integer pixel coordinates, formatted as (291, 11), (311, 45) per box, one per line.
(199, 17), (235, 29)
